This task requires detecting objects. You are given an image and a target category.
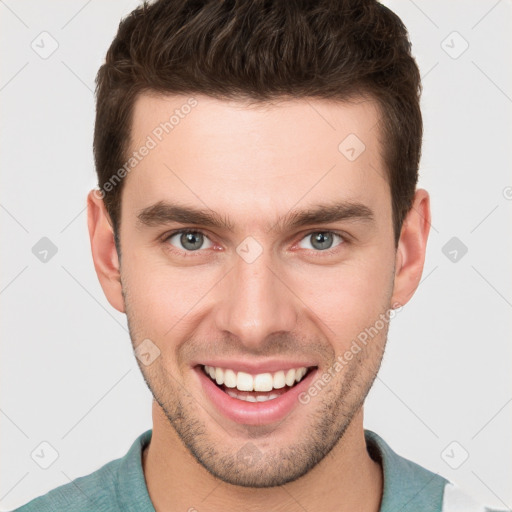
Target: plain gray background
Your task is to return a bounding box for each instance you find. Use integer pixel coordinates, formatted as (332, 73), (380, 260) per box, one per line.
(1, 0), (511, 510)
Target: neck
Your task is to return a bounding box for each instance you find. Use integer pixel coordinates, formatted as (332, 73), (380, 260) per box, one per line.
(142, 401), (382, 512)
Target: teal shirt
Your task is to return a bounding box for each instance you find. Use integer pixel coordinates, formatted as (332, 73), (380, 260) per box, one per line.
(11, 429), (501, 512)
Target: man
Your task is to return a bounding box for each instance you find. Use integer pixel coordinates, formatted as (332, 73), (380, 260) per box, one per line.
(13, 0), (503, 511)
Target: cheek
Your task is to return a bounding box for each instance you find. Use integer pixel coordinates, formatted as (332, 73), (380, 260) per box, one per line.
(122, 233), (394, 348)
(290, 253), (394, 345)
(123, 257), (215, 331)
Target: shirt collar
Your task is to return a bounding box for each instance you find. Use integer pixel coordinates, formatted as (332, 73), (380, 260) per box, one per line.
(116, 428), (155, 511)
(118, 428), (448, 512)
(365, 429), (448, 512)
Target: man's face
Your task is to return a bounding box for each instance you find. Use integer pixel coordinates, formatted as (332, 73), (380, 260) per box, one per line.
(113, 93), (399, 486)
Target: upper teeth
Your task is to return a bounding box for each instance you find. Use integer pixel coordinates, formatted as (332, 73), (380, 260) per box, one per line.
(203, 365), (309, 392)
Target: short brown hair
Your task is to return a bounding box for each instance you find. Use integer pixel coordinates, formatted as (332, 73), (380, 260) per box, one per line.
(94, 0), (422, 251)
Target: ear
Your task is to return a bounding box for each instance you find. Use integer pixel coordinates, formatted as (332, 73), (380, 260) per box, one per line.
(87, 189), (125, 313)
(390, 188), (431, 308)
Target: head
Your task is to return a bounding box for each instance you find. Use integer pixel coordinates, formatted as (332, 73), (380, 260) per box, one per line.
(88, 0), (430, 488)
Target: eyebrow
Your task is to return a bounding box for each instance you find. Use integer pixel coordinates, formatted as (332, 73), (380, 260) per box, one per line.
(136, 200), (375, 233)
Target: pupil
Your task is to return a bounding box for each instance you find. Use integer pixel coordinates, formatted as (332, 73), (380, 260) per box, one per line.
(312, 232), (332, 250)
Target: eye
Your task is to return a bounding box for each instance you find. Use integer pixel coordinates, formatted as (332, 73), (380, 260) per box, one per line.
(297, 231), (345, 251)
(165, 230), (213, 252)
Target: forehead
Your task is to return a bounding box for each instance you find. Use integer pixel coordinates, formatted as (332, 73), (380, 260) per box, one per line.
(122, 92), (389, 229)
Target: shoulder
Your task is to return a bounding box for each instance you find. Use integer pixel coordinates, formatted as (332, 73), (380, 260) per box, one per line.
(11, 457), (122, 512)
(364, 429), (506, 512)
(11, 429), (154, 512)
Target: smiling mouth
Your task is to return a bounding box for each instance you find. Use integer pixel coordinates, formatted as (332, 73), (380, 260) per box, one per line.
(199, 364), (317, 402)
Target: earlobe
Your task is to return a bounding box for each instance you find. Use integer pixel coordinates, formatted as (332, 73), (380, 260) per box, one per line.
(390, 189), (431, 308)
(87, 190), (125, 313)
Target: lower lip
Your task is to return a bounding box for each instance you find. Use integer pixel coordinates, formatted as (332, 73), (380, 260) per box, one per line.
(195, 366), (318, 426)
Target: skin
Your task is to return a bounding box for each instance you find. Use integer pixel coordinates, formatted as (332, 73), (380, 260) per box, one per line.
(87, 93), (430, 512)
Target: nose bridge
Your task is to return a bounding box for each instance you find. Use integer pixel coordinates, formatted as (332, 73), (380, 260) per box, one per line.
(215, 241), (298, 348)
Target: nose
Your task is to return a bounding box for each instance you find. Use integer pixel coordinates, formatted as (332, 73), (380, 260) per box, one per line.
(214, 246), (298, 351)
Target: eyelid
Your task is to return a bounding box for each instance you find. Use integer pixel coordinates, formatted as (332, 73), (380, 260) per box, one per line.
(294, 229), (347, 248)
(161, 228), (350, 255)
(289, 229), (350, 258)
(162, 228), (215, 252)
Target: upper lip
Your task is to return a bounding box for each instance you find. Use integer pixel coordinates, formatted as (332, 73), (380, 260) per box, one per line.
(193, 359), (319, 375)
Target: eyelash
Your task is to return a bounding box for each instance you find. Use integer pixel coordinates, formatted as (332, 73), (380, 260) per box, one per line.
(160, 229), (349, 258)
